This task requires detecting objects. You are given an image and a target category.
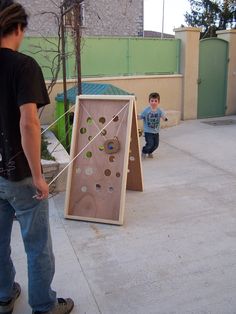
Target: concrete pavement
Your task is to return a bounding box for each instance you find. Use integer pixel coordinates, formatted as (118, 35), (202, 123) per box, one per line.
(12, 116), (236, 314)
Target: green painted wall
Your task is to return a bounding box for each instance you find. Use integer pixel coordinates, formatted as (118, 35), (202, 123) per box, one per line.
(21, 36), (180, 80)
(21, 37), (64, 80)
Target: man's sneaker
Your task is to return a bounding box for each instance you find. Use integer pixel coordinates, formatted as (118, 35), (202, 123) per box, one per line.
(32, 298), (74, 314)
(141, 152), (146, 160)
(0, 282), (21, 314)
(147, 153), (154, 158)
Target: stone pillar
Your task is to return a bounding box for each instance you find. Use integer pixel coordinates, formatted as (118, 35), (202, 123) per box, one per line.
(175, 28), (201, 120)
(217, 30), (236, 116)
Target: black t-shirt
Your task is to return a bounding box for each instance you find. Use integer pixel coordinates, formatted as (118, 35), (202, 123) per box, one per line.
(0, 48), (50, 181)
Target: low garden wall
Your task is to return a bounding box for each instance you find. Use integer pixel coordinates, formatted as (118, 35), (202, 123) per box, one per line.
(41, 74), (183, 127)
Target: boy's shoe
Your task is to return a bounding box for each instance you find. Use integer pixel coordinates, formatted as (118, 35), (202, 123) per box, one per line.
(32, 298), (74, 314)
(141, 152), (146, 160)
(147, 153), (154, 158)
(0, 282), (21, 314)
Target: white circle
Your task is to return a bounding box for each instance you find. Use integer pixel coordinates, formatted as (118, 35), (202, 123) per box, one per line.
(85, 167), (93, 176)
(130, 156), (135, 161)
(81, 186), (88, 193)
(76, 168), (82, 174)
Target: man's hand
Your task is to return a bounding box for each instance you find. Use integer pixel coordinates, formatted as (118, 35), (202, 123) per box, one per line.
(33, 176), (49, 200)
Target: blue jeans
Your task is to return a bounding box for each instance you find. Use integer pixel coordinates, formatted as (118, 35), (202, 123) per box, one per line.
(142, 132), (159, 154)
(0, 176), (56, 312)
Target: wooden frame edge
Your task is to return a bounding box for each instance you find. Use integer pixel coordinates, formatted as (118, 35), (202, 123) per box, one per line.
(134, 101), (144, 191)
(64, 96), (81, 218)
(65, 214), (123, 226)
(78, 95), (136, 101)
(118, 98), (134, 224)
(64, 95), (135, 225)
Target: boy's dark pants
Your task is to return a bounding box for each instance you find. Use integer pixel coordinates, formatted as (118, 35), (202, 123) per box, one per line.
(142, 132), (159, 154)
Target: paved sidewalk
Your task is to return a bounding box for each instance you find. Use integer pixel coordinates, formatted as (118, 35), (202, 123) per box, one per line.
(12, 116), (236, 314)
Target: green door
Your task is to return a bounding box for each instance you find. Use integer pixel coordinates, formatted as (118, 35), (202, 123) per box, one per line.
(198, 38), (228, 118)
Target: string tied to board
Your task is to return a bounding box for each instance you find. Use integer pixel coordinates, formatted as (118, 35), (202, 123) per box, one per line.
(48, 102), (130, 187)
(81, 102), (128, 155)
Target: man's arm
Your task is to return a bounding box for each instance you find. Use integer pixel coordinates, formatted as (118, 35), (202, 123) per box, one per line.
(161, 116), (168, 121)
(19, 103), (49, 200)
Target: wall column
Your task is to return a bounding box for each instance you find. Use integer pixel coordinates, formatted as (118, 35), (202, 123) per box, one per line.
(217, 30), (236, 115)
(175, 28), (201, 120)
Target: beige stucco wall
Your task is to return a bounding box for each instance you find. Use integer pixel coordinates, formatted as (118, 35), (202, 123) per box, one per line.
(217, 30), (236, 116)
(41, 74), (183, 125)
(175, 28), (201, 120)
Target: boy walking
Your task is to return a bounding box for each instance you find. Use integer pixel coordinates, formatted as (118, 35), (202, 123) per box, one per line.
(0, 1), (74, 313)
(139, 92), (168, 158)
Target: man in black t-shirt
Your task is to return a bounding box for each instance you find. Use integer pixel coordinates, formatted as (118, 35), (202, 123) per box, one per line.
(0, 1), (74, 314)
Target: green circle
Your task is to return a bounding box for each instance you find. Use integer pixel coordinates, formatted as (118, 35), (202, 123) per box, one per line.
(87, 117), (93, 125)
(80, 127), (87, 134)
(86, 151), (92, 158)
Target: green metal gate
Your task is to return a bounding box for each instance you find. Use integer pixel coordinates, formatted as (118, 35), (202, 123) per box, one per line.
(197, 38), (228, 118)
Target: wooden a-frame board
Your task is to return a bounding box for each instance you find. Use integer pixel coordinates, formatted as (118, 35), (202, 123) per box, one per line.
(64, 95), (143, 225)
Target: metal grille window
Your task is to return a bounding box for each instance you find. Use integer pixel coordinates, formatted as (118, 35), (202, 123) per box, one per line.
(79, 2), (85, 27)
(64, 0), (85, 28)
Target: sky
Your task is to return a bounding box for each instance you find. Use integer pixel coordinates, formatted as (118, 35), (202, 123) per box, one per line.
(144, 0), (191, 34)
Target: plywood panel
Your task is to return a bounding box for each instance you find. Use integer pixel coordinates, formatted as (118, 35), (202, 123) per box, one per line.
(127, 102), (144, 191)
(65, 95), (140, 225)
